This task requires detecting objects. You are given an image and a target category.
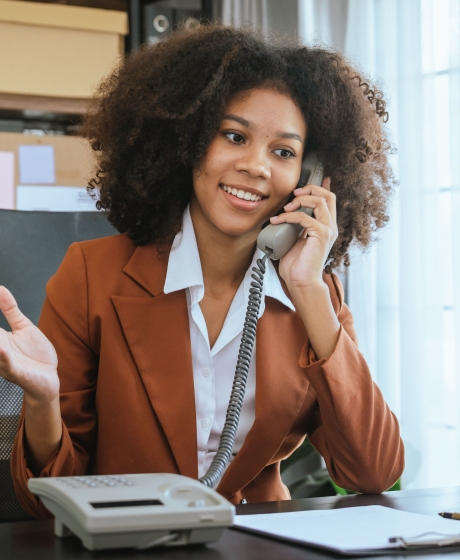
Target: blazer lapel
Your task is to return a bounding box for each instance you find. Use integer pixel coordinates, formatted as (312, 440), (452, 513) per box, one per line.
(111, 244), (198, 479)
(122, 242), (170, 297)
(217, 297), (311, 498)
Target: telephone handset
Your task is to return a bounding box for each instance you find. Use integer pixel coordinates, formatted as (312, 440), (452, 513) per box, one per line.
(257, 151), (324, 260)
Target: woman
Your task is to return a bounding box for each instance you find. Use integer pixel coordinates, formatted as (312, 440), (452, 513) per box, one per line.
(0, 25), (403, 517)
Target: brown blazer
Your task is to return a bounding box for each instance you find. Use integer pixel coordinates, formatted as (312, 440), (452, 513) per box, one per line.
(11, 234), (404, 518)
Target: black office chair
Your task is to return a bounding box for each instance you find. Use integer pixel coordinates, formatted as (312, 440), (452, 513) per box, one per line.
(0, 210), (116, 522)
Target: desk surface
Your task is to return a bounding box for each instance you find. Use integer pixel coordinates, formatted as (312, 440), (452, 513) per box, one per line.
(2, 487), (460, 559)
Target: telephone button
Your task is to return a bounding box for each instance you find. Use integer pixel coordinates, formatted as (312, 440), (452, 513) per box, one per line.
(202, 368), (212, 378)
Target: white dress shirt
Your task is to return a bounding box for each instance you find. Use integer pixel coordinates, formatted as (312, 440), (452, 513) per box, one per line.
(163, 206), (295, 478)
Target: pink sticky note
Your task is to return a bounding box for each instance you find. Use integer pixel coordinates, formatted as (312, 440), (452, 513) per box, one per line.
(0, 151), (15, 209)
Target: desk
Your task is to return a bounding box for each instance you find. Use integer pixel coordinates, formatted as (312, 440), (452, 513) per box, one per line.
(2, 487), (460, 559)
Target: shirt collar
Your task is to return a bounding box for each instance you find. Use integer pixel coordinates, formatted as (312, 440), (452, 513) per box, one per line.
(164, 205), (204, 305)
(163, 205), (295, 312)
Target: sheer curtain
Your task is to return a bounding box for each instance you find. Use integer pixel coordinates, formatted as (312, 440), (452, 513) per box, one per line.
(301, 0), (460, 488)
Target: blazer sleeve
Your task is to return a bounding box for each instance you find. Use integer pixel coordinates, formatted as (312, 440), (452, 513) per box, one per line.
(11, 243), (98, 518)
(302, 273), (404, 494)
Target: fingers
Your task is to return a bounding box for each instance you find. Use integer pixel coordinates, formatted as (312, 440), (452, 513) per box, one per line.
(283, 195), (335, 230)
(0, 327), (16, 383)
(292, 177), (336, 223)
(269, 210), (336, 241)
(320, 176), (331, 192)
(0, 335), (13, 373)
(294, 177), (331, 196)
(0, 286), (33, 331)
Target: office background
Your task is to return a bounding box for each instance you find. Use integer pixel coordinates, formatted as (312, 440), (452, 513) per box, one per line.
(0, 0), (458, 492)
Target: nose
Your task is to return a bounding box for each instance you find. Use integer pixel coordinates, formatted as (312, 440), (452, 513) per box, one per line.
(234, 146), (271, 180)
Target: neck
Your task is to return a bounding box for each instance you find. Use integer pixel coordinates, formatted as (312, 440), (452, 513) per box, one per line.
(189, 198), (258, 296)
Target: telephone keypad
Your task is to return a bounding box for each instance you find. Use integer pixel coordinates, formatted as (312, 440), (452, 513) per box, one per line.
(57, 476), (136, 489)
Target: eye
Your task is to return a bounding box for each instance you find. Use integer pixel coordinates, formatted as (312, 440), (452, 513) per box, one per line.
(273, 148), (295, 159)
(225, 132), (245, 144)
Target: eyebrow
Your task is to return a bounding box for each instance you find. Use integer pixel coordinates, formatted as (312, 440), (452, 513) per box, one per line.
(222, 114), (304, 143)
(278, 131), (303, 142)
(223, 114), (250, 127)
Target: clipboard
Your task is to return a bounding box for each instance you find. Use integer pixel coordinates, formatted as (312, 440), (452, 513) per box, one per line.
(389, 533), (460, 549)
(233, 505), (460, 556)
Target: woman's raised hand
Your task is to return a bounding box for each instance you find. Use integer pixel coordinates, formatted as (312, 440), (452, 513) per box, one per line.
(270, 178), (341, 360)
(270, 177), (338, 293)
(0, 286), (59, 405)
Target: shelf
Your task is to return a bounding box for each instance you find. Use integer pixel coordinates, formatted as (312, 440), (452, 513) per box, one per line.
(0, 92), (90, 115)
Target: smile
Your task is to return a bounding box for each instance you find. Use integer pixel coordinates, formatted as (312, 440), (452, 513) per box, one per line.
(220, 184), (263, 202)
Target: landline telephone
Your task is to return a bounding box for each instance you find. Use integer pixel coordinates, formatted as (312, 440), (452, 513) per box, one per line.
(28, 152), (324, 551)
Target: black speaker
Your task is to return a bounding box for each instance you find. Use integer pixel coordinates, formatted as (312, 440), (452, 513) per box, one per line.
(143, 2), (204, 44)
(175, 8), (202, 32)
(144, 4), (174, 43)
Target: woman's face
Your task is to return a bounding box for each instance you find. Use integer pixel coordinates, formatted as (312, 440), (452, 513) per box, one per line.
(191, 87), (307, 239)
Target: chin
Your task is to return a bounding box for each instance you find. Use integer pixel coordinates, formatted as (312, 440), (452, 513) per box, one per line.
(212, 215), (262, 238)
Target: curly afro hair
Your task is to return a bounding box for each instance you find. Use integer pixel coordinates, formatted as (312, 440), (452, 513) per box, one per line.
(82, 23), (395, 271)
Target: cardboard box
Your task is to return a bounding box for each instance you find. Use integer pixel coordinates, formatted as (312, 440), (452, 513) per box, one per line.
(0, 132), (94, 186)
(0, 132), (98, 211)
(0, 1), (128, 98)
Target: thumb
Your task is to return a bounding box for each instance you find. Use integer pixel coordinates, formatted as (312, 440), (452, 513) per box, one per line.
(0, 286), (33, 331)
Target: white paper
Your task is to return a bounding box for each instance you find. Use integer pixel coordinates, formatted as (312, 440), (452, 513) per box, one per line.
(234, 505), (460, 554)
(16, 186), (98, 212)
(0, 151), (15, 209)
(19, 145), (55, 184)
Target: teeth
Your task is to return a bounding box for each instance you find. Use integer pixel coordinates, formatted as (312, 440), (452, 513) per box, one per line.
(221, 184), (262, 202)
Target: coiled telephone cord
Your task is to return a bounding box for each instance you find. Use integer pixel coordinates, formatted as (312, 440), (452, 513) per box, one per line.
(199, 251), (271, 489)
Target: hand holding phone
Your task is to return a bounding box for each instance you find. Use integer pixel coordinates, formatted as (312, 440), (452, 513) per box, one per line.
(257, 152), (324, 260)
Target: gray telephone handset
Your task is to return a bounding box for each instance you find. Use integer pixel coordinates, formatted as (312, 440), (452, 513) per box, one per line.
(27, 152), (324, 552)
(257, 151), (324, 260)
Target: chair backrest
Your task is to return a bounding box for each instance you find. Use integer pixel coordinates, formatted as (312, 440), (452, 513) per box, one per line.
(0, 210), (116, 522)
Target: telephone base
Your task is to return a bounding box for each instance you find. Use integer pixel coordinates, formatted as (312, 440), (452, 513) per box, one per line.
(55, 518), (74, 538)
(54, 517), (226, 550)
(29, 474), (234, 551)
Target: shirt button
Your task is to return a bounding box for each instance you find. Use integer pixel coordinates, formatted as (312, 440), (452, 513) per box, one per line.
(201, 418), (211, 429)
(202, 368), (212, 378)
